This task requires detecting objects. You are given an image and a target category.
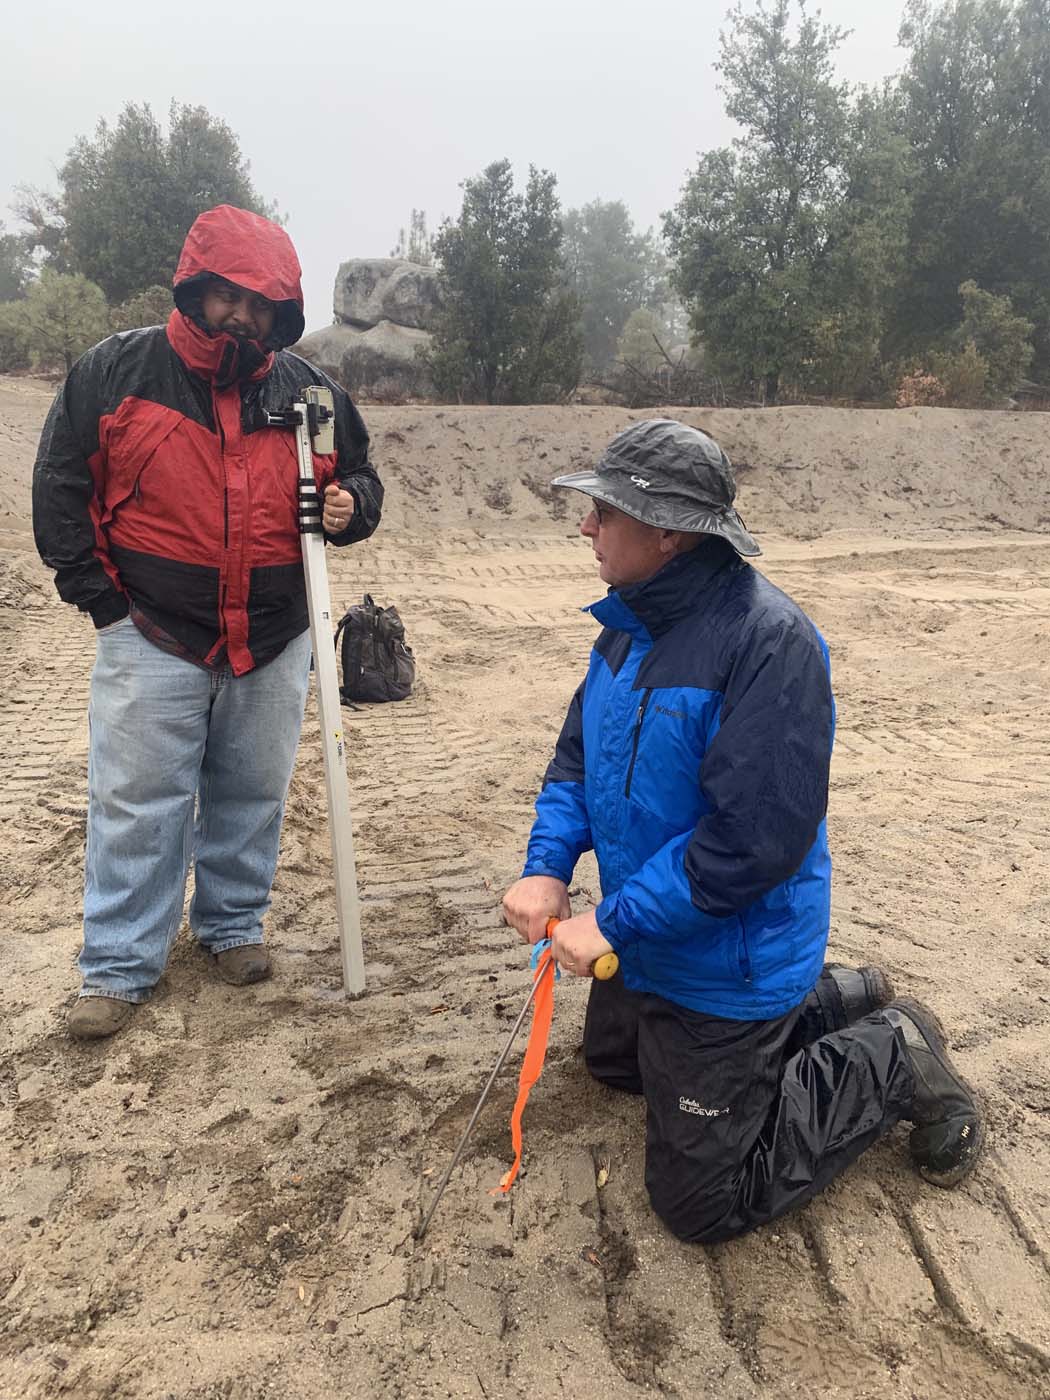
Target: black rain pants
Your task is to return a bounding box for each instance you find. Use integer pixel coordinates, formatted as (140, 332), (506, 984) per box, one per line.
(583, 969), (915, 1244)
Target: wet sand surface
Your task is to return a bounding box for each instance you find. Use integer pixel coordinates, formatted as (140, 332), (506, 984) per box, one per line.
(2, 379), (1049, 1397)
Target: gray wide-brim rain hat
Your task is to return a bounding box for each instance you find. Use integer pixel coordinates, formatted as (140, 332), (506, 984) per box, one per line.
(551, 418), (761, 557)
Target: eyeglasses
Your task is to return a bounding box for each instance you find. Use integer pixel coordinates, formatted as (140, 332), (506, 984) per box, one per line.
(589, 499), (615, 525)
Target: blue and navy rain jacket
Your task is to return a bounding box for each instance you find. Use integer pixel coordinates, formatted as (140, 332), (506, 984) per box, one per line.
(523, 537), (834, 1020)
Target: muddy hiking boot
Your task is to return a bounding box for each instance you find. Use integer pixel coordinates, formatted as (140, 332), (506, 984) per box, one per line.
(826, 962), (895, 1023)
(884, 998), (985, 1188)
(214, 944), (272, 986)
(67, 996), (135, 1041)
(798, 962), (895, 1042)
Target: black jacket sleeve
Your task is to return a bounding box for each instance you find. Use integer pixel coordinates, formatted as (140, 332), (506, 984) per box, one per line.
(32, 342), (129, 628)
(325, 379), (383, 546)
(684, 613), (834, 916)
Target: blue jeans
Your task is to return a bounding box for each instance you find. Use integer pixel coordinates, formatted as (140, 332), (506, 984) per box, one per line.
(80, 619), (312, 1002)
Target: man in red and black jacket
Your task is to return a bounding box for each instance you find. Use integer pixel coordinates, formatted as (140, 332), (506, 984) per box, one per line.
(33, 205), (384, 1040)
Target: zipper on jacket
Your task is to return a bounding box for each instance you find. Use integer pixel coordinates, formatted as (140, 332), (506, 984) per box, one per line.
(624, 688), (653, 799)
(217, 414), (229, 548)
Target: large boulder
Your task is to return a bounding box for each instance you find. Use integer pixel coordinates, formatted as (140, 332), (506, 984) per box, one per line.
(300, 256), (445, 399)
(293, 324), (354, 376)
(297, 321), (432, 400)
(334, 259), (444, 332)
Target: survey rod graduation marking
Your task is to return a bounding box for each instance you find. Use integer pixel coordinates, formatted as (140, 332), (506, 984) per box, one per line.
(266, 386), (365, 997)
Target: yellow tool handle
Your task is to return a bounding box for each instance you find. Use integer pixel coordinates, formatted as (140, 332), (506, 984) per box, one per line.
(544, 918), (620, 980)
(591, 952), (619, 980)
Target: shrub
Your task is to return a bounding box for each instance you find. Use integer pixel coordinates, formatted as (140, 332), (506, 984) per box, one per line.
(21, 270), (110, 372)
(955, 281), (1033, 397)
(110, 284), (172, 332)
(929, 340), (989, 406)
(0, 302), (32, 372)
(895, 369), (946, 408)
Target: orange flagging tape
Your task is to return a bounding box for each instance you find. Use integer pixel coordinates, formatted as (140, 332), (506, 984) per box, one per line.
(495, 948), (557, 1193)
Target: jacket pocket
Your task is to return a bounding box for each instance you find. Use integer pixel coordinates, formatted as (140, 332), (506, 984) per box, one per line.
(100, 406), (183, 524)
(624, 689), (653, 798)
(735, 917), (753, 983)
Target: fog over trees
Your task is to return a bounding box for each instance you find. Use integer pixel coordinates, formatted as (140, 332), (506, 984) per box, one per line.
(2, 0), (1046, 405)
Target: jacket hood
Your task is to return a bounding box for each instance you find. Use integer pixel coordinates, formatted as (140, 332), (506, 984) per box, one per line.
(172, 204), (306, 349)
(589, 535), (743, 641)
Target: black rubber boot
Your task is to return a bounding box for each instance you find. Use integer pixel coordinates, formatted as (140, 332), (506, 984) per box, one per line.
(793, 963), (896, 1046)
(825, 963), (895, 1024)
(883, 998), (985, 1188)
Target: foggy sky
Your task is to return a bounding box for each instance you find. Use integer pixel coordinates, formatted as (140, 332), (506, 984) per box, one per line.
(4, 0), (905, 333)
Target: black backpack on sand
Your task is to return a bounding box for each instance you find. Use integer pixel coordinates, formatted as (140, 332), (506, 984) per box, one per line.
(334, 595), (415, 704)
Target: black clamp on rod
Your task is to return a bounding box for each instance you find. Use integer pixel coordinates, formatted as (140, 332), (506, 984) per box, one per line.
(265, 402), (331, 536)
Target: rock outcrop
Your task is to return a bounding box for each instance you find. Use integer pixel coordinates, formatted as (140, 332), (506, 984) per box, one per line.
(297, 258), (443, 400)
(334, 259), (443, 334)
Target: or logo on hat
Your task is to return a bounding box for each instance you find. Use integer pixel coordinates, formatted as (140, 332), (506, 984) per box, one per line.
(630, 475), (651, 489)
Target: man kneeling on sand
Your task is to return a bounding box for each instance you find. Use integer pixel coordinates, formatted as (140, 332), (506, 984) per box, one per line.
(502, 419), (984, 1243)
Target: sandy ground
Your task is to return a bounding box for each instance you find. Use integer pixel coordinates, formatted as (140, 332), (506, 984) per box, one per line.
(1, 375), (1049, 1399)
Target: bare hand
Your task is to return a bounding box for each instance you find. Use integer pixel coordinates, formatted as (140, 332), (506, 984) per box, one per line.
(501, 875), (571, 945)
(323, 483), (355, 533)
(549, 910), (614, 977)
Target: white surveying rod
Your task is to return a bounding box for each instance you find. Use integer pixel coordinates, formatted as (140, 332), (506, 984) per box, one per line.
(280, 388), (366, 996)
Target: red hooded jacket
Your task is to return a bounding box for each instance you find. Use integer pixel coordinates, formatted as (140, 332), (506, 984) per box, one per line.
(32, 206), (383, 675)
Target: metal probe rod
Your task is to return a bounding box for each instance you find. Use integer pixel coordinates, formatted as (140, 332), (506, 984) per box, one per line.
(416, 954), (553, 1240)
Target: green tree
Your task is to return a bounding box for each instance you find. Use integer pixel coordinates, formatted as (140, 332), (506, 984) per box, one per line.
(952, 280), (1033, 393)
(390, 209), (435, 265)
(18, 269), (110, 373)
(616, 308), (669, 377)
(665, 0), (907, 402)
(425, 160), (582, 404)
(12, 186), (71, 275)
(17, 101), (277, 304)
(928, 340), (990, 404)
(109, 284), (174, 333)
(804, 84), (914, 398)
(562, 200), (669, 374)
(895, 0), (1050, 377)
(0, 223), (33, 302)
(935, 278), (1041, 397)
(0, 303), (32, 372)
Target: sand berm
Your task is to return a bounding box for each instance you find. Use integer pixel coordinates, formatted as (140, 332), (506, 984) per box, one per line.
(1, 374), (1049, 1398)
